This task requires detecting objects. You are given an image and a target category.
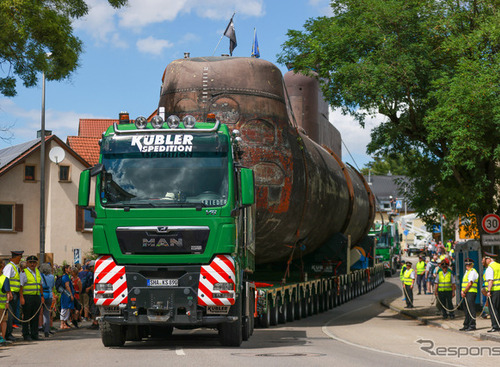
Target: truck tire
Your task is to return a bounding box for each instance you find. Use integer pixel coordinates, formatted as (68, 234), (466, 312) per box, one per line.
(260, 308), (271, 328)
(294, 297), (302, 320)
(287, 296), (295, 322)
(278, 296), (287, 324)
(242, 292), (255, 341)
(101, 321), (126, 347)
(219, 300), (243, 347)
(270, 300), (279, 326)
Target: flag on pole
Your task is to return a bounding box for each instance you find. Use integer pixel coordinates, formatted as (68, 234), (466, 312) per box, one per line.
(251, 28), (260, 58)
(224, 15), (237, 56)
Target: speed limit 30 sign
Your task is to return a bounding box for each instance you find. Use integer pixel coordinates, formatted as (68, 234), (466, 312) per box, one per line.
(482, 214), (500, 234)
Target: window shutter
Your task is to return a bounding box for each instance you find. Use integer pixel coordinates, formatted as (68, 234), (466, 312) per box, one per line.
(14, 204), (23, 232)
(76, 205), (84, 232)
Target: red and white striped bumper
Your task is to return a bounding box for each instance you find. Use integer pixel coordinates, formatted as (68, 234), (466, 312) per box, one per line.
(94, 255), (128, 306)
(198, 255), (236, 306)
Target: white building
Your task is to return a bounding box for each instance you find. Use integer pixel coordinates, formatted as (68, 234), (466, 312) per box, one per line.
(0, 135), (93, 264)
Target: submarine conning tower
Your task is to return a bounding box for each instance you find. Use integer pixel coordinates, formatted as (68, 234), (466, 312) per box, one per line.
(158, 56), (375, 265)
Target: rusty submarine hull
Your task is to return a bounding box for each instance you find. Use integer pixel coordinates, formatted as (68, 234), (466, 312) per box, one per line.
(158, 56), (375, 265)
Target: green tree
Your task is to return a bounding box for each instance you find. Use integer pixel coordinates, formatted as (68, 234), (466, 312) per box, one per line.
(278, 0), (500, 234)
(361, 153), (407, 176)
(0, 0), (127, 97)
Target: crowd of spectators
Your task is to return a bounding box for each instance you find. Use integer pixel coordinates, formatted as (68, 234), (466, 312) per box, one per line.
(0, 252), (99, 346)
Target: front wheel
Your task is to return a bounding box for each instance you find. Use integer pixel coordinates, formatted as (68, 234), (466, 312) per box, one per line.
(101, 321), (126, 347)
(219, 300), (243, 347)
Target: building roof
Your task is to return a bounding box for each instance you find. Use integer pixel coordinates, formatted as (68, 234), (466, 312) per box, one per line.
(0, 135), (90, 177)
(366, 175), (407, 200)
(0, 139), (40, 172)
(77, 119), (116, 137)
(68, 118), (116, 166)
(66, 136), (101, 166)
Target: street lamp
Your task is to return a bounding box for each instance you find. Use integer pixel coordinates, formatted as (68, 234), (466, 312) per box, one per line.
(40, 52), (51, 264)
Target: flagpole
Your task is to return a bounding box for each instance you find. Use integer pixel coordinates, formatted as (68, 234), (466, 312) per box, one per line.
(213, 12), (236, 56)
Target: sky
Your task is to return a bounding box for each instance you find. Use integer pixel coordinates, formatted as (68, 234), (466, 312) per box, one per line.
(0, 0), (380, 169)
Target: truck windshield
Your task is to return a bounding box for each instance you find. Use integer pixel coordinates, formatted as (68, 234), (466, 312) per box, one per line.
(99, 132), (229, 208)
(376, 234), (390, 248)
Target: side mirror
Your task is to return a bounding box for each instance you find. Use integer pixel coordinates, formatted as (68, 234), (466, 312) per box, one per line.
(240, 168), (255, 206)
(78, 169), (91, 207)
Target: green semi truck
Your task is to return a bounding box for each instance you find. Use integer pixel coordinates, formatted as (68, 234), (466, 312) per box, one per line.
(371, 221), (401, 276)
(78, 56), (384, 348)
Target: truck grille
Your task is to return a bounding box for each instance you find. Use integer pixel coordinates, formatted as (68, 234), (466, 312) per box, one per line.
(116, 226), (209, 255)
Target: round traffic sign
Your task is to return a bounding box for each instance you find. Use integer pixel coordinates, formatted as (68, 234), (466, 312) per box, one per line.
(482, 214), (500, 234)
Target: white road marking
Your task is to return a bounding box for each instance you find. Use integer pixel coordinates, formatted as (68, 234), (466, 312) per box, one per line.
(322, 305), (459, 367)
(176, 347), (186, 356)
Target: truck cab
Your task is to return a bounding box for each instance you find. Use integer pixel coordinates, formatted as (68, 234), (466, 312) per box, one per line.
(78, 114), (256, 347)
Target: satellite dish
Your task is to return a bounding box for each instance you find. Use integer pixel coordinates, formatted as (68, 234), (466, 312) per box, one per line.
(49, 147), (65, 164)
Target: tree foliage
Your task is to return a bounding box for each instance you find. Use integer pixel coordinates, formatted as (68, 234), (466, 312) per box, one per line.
(278, 0), (500, 231)
(0, 0), (127, 97)
(361, 153), (407, 176)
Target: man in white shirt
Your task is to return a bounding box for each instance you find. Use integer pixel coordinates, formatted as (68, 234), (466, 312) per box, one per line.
(460, 258), (479, 331)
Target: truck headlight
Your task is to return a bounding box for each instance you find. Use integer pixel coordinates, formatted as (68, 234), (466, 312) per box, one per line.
(183, 115), (196, 128)
(135, 116), (147, 129)
(95, 283), (113, 291)
(167, 115), (180, 129)
(213, 282), (234, 291)
(151, 115), (164, 129)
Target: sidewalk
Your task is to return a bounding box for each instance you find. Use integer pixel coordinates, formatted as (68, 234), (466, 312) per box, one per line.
(382, 290), (500, 343)
(4, 318), (94, 344)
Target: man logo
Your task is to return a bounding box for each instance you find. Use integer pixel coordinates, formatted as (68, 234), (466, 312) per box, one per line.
(142, 238), (183, 248)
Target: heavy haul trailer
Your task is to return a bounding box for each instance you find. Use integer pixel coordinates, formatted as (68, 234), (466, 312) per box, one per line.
(78, 56), (383, 347)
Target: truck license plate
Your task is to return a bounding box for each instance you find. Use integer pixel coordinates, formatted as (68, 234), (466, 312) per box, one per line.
(147, 279), (178, 287)
(206, 306), (230, 315)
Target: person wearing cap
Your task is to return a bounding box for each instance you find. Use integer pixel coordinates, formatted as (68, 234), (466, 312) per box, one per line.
(483, 252), (500, 332)
(403, 261), (415, 308)
(19, 255), (44, 341)
(416, 256), (427, 295)
(434, 258), (456, 319)
(2, 250), (23, 341)
(0, 259), (13, 345)
(399, 261), (407, 301)
(460, 258), (478, 331)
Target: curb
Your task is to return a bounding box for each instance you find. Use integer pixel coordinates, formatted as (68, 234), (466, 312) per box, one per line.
(380, 299), (500, 343)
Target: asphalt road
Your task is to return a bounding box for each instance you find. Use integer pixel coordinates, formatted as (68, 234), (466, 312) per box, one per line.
(1, 277), (499, 367)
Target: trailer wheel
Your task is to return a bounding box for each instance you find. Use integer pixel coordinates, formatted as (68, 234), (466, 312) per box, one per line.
(278, 296), (287, 324)
(260, 308), (271, 328)
(287, 296), (295, 322)
(270, 299), (279, 326)
(242, 291), (255, 341)
(219, 300), (243, 347)
(101, 321), (126, 347)
(301, 296), (309, 318)
(295, 297), (302, 320)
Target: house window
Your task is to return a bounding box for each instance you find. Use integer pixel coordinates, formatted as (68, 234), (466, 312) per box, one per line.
(24, 165), (36, 181)
(59, 165), (71, 182)
(0, 203), (23, 232)
(0, 204), (13, 230)
(76, 206), (94, 231)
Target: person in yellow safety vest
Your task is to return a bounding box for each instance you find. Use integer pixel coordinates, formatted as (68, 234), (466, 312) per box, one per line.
(434, 258), (455, 319)
(403, 261), (415, 308)
(445, 240), (452, 254)
(19, 255), (44, 341)
(483, 252), (500, 332)
(460, 258), (478, 331)
(2, 250), (23, 342)
(416, 256), (427, 295)
(0, 259), (14, 346)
